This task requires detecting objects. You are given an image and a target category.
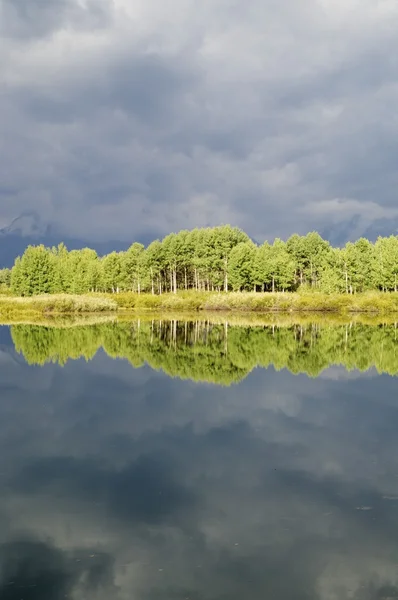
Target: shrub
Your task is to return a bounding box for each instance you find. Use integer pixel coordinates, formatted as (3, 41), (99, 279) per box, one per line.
(0, 294), (117, 316)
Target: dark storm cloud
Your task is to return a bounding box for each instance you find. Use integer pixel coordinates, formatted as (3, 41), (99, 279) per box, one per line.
(17, 51), (196, 126)
(2, 0), (398, 243)
(1, 0), (113, 40)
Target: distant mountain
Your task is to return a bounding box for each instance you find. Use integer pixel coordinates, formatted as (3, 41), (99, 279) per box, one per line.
(320, 215), (363, 247)
(321, 215), (398, 246)
(0, 212), (133, 268)
(4, 211), (398, 270)
(1, 211), (50, 238)
(362, 218), (398, 241)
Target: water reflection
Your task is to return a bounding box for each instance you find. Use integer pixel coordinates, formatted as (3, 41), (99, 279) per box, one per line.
(8, 318), (398, 382)
(0, 320), (398, 598)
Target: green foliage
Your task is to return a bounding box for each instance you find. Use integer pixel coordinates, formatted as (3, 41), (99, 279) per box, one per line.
(228, 242), (257, 291)
(11, 245), (55, 296)
(372, 236), (398, 292)
(0, 268), (11, 291)
(268, 238), (296, 292)
(122, 243), (146, 292)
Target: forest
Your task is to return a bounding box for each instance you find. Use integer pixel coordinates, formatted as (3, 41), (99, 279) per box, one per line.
(10, 320), (398, 383)
(1, 225), (398, 297)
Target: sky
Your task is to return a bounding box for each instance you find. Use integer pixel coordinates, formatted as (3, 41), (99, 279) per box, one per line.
(1, 0), (398, 244)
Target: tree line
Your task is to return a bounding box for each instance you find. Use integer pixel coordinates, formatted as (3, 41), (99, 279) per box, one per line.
(11, 320), (398, 383)
(2, 225), (398, 296)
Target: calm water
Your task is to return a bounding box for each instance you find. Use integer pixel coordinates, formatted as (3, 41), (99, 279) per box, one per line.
(1, 318), (398, 599)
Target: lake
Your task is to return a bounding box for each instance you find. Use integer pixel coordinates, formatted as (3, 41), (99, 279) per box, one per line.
(1, 317), (398, 599)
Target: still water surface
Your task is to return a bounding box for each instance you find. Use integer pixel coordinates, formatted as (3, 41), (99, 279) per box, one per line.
(1, 318), (398, 599)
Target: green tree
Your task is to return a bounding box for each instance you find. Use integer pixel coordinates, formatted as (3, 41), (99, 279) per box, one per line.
(211, 225), (250, 292)
(52, 243), (69, 293)
(319, 248), (346, 293)
(252, 242), (272, 292)
(11, 257), (24, 295)
(287, 232), (331, 289)
(372, 236), (398, 292)
(102, 252), (124, 293)
(11, 245), (55, 296)
(122, 243), (145, 293)
(269, 239), (295, 292)
(144, 240), (164, 294)
(228, 241), (256, 291)
(0, 268), (11, 290)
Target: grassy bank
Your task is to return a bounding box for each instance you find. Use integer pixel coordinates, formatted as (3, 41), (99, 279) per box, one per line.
(0, 294), (117, 319)
(106, 290), (398, 314)
(2, 291), (398, 319)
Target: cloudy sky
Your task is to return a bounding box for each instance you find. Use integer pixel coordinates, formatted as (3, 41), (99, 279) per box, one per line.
(2, 0), (398, 244)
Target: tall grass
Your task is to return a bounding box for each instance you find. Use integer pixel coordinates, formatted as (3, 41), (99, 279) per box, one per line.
(106, 290), (209, 311)
(105, 290), (398, 314)
(2, 291), (398, 319)
(0, 294), (117, 318)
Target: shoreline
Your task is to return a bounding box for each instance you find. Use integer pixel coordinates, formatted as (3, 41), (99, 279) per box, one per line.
(2, 295), (398, 328)
(2, 290), (398, 320)
(2, 291), (398, 317)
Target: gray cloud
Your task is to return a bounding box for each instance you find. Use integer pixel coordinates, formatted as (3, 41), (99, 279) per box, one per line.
(1, 0), (398, 243)
(1, 0), (113, 40)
